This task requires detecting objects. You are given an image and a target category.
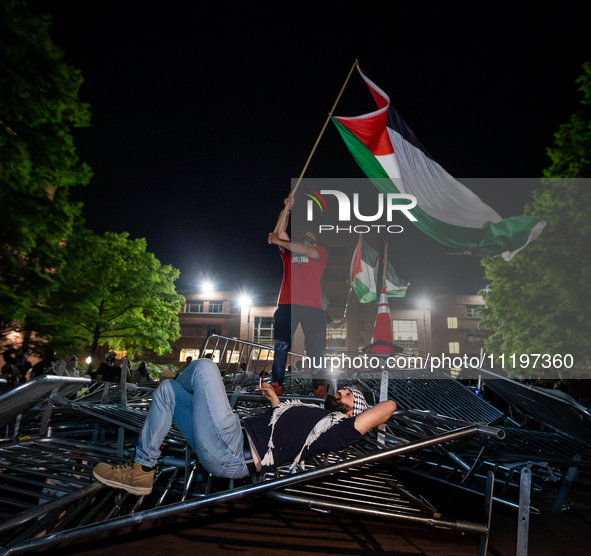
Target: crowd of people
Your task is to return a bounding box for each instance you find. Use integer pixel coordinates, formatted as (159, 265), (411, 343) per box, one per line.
(0, 348), (79, 392)
(0, 348), (160, 394)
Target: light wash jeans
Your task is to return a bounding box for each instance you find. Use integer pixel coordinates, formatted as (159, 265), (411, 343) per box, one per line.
(134, 358), (249, 479)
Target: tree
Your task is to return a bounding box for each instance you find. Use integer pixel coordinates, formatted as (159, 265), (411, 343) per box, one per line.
(544, 62), (591, 179)
(480, 63), (591, 373)
(45, 228), (185, 360)
(0, 0), (92, 340)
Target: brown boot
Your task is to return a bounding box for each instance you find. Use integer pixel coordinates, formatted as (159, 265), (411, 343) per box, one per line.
(92, 461), (155, 495)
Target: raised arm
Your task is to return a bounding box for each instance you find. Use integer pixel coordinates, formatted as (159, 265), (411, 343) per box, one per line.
(353, 400), (396, 435)
(268, 193), (321, 259)
(275, 194), (294, 241)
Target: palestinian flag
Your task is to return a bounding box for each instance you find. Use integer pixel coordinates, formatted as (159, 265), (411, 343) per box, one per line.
(333, 64), (545, 260)
(350, 235), (409, 303)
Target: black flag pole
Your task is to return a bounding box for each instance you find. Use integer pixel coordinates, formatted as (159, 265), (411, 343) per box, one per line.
(381, 240), (389, 291)
(342, 285), (354, 320)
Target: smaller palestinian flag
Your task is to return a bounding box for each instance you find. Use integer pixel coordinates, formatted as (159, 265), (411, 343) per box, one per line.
(350, 235), (409, 303)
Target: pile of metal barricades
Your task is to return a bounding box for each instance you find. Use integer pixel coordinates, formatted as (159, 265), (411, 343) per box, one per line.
(1, 335), (590, 556)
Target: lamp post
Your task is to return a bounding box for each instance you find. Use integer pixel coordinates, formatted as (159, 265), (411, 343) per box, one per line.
(417, 298), (430, 358)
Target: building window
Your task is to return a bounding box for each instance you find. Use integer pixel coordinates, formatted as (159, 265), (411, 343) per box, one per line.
(466, 305), (481, 318)
(326, 324), (347, 351)
(447, 317), (458, 329)
(185, 302), (204, 313)
(251, 347), (272, 362)
(209, 302), (223, 313)
(180, 349), (199, 361)
(207, 327), (221, 337)
(392, 320), (418, 353)
(323, 267), (346, 281)
(449, 342), (460, 354)
(254, 317), (274, 346)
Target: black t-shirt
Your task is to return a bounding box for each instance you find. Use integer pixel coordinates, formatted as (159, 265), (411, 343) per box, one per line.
(242, 405), (363, 472)
(98, 364), (122, 382)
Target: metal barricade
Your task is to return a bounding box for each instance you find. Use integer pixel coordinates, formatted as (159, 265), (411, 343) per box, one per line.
(464, 367), (591, 446)
(199, 335), (308, 394)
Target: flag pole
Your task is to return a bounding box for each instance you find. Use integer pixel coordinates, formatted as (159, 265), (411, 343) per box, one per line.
(342, 285), (353, 320)
(273, 59), (358, 232)
(381, 240), (389, 291)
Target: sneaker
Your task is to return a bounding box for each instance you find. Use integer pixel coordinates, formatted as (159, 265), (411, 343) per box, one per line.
(92, 461), (155, 495)
(271, 382), (283, 395)
(314, 385), (327, 398)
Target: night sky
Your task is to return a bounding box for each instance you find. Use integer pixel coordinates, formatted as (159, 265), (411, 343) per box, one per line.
(36, 1), (589, 303)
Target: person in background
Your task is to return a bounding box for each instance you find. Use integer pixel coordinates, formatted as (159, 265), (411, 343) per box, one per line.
(131, 362), (151, 383)
(30, 350), (56, 377)
(96, 355), (122, 382)
(15, 348), (32, 381)
(65, 355), (79, 376)
(0, 362), (20, 392)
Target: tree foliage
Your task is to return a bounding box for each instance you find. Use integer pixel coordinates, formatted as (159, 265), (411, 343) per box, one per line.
(0, 0), (92, 336)
(45, 228), (185, 359)
(0, 1), (185, 360)
(544, 62), (591, 179)
(480, 63), (591, 371)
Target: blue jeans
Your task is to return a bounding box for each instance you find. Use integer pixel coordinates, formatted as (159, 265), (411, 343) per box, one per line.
(134, 358), (250, 479)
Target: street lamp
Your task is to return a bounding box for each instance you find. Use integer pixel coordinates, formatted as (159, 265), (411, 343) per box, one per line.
(239, 295), (252, 342)
(201, 279), (215, 294)
(417, 298), (430, 358)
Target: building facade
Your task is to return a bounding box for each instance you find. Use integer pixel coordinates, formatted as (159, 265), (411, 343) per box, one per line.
(156, 290), (277, 365)
(155, 243), (488, 368)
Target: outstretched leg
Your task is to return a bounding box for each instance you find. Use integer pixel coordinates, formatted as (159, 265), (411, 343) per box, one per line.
(177, 358), (248, 478)
(134, 378), (193, 467)
(93, 359), (249, 494)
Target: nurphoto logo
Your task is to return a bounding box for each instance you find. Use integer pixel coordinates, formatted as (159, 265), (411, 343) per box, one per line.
(305, 189), (418, 235)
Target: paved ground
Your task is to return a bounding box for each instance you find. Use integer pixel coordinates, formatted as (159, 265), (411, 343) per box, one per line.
(57, 481), (591, 556)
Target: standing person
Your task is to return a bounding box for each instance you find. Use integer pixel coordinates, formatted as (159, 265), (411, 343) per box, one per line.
(92, 358), (396, 495)
(131, 362), (151, 383)
(0, 362), (20, 392)
(64, 355), (79, 376)
(30, 350), (56, 377)
(267, 194), (327, 395)
(15, 348), (32, 381)
(96, 355), (122, 382)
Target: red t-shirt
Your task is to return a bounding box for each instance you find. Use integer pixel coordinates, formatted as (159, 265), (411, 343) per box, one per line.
(277, 245), (327, 308)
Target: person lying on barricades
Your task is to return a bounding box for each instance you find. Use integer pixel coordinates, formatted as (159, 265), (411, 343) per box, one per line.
(92, 358), (396, 495)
